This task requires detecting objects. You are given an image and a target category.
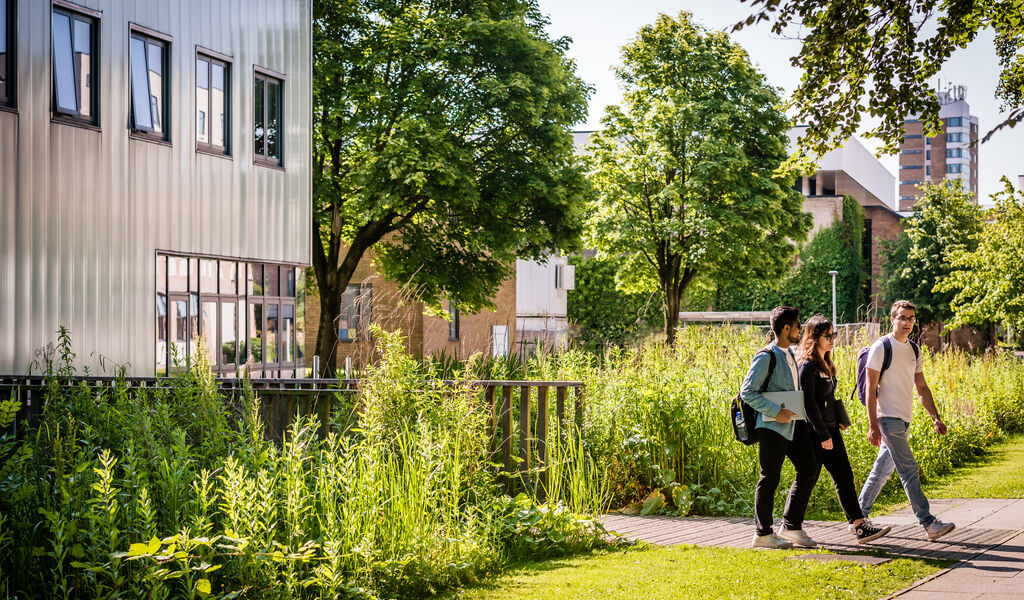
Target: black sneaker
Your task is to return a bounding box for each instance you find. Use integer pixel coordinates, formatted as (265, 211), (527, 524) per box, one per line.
(852, 521), (891, 544)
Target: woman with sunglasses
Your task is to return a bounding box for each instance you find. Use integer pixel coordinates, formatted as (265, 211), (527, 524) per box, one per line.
(798, 315), (891, 544)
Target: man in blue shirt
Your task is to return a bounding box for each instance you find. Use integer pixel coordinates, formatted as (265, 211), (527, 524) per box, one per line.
(741, 306), (820, 549)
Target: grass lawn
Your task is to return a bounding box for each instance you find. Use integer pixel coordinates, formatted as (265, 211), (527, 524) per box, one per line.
(446, 544), (944, 600)
(924, 434), (1024, 499)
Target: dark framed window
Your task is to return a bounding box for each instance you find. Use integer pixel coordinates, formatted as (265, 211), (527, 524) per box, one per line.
(448, 302), (459, 341)
(254, 68), (283, 166)
(52, 3), (98, 124)
(338, 284), (371, 342)
(196, 49), (230, 154)
(1, 0), (15, 108)
(130, 26), (170, 141)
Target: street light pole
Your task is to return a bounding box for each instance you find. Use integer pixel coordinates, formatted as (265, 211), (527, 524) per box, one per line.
(828, 270), (839, 326)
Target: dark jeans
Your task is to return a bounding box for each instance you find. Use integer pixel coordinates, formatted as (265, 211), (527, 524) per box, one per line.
(814, 426), (864, 524)
(754, 423), (819, 536)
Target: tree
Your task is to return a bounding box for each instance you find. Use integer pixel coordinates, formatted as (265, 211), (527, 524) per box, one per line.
(880, 181), (984, 337)
(717, 195), (866, 323)
(311, 0), (590, 375)
(567, 256), (664, 350)
(737, 0), (1024, 159)
(937, 177), (1024, 334)
(586, 11), (810, 346)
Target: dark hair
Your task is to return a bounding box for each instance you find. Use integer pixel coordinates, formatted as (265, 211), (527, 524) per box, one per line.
(890, 299), (916, 319)
(797, 314), (836, 377)
(770, 306), (800, 337)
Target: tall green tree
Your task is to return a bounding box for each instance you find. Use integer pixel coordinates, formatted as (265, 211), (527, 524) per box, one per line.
(937, 178), (1024, 333)
(311, 0), (590, 375)
(880, 181), (984, 336)
(737, 0), (1024, 159)
(586, 11), (810, 346)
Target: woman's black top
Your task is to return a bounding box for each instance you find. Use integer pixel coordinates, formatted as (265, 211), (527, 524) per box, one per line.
(799, 359), (838, 442)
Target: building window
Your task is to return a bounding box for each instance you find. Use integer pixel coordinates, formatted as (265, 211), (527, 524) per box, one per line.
(925, 137), (931, 145)
(901, 149), (922, 154)
(926, 150), (931, 160)
(945, 117), (964, 128)
(155, 254), (304, 378)
(947, 164), (963, 174)
(1, 0), (14, 108)
(130, 28), (170, 140)
(900, 165), (922, 170)
(902, 134), (922, 139)
(338, 284), (371, 342)
(448, 302), (459, 341)
(196, 51), (230, 154)
(947, 148), (963, 158)
(947, 132), (966, 143)
(52, 5), (97, 124)
(900, 180), (923, 186)
(491, 325), (509, 358)
(254, 70), (283, 166)
(926, 166), (931, 176)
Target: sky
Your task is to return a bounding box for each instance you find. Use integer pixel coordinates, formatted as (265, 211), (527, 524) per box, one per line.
(536, 0), (1024, 204)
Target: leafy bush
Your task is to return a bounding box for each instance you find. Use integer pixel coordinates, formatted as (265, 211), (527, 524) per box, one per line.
(567, 256), (664, 350)
(0, 328), (606, 599)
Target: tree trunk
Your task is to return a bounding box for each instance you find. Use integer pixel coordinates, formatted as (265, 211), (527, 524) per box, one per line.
(314, 282), (344, 378)
(663, 284), (681, 347)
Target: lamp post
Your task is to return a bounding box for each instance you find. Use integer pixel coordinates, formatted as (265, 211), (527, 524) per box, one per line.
(828, 270), (839, 326)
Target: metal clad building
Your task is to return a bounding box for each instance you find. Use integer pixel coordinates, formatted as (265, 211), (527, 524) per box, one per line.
(0, 0), (312, 376)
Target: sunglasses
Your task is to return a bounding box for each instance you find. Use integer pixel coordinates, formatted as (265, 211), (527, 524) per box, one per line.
(822, 333), (834, 341)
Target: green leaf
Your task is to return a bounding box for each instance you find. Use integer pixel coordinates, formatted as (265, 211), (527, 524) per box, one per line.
(196, 579), (212, 595)
(71, 543), (85, 559)
(128, 542), (151, 557)
(640, 490), (665, 515)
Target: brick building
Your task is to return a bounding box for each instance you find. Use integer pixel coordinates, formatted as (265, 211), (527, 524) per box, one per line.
(899, 86), (979, 210)
(303, 249), (516, 373)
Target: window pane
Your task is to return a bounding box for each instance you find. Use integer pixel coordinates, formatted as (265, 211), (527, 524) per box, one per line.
(254, 77), (264, 156)
(196, 57), (209, 144)
(282, 304), (294, 363)
(266, 80), (280, 159)
(189, 293), (199, 360)
(73, 18), (92, 118)
(338, 285), (359, 341)
(147, 42), (164, 134)
(202, 300), (218, 366)
(156, 292), (167, 374)
(219, 260), (237, 295)
(295, 270), (305, 362)
(251, 264), (263, 295)
(211, 62), (226, 148)
(237, 298), (247, 371)
(189, 258), (199, 292)
(249, 302), (263, 363)
(168, 256), (188, 291)
(266, 303), (278, 364)
(221, 301), (236, 367)
(130, 36), (153, 130)
(52, 11), (79, 114)
(170, 298), (188, 366)
(265, 265), (279, 296)
(199, 259), (217, 294)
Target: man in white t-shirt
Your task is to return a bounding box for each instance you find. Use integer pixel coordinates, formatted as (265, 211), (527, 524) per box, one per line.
(858, 300), (956, 541)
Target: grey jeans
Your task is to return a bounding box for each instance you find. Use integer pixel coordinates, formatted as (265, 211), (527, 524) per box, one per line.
(858, 417), (935, 526)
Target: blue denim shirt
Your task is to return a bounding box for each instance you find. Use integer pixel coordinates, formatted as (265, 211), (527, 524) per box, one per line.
(740, 343), (799, 441)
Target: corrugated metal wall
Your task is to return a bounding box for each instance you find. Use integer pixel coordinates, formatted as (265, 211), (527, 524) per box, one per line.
(0, 0), (312, 375)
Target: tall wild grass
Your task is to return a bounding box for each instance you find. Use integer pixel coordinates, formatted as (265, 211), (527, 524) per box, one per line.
(526, 325), (1024, 517)
(0, 328), (606, 599)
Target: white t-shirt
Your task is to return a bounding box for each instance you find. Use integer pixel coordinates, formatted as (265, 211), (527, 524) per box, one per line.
(783, 347), (800, 391)
(866, 334), (924, 422)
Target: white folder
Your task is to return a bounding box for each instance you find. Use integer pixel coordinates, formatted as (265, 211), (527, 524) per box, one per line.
(760, 391), (806, 421)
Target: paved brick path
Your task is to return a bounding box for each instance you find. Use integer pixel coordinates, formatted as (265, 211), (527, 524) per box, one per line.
(602, 498), (1024, 599)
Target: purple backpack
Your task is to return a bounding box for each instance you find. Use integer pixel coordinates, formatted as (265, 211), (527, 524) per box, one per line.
(854, 337), (920, 405)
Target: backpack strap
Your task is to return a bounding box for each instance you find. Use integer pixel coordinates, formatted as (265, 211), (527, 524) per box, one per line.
(910, 340), (920, 361)
(879, 336), (893, 383)
(757, 348), (777, 394)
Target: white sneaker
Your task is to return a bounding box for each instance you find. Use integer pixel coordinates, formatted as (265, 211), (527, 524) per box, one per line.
(924, 519), (955, 541)
(777, 526), (818, 548)
(752, 532), (793, 549)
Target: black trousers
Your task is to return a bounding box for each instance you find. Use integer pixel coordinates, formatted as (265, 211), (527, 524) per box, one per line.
(814, 426), (864, 524)
(754, 423), (820, 536)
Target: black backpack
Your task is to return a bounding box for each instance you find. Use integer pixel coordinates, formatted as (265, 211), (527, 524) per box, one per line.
(731, 349), (776, 445)
(854, 336), (920, 405)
